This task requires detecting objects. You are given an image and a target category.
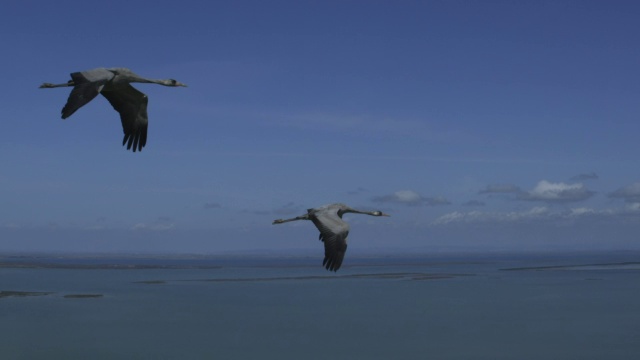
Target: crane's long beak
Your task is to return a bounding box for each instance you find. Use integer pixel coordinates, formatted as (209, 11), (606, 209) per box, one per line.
(176, 82), (187, 87)
(381, 213), (390, 217)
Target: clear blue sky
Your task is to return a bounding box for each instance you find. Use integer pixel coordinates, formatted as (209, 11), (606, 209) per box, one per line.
(2, 0), (639, 254)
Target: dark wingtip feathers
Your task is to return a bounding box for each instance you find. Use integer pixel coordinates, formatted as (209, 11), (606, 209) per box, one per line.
(61, 106), (75, 119)
(122, 131), (146, 152)
(322, 256), (340, 272)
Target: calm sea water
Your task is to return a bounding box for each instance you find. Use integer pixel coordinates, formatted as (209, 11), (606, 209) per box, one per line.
(1, 253), (639, 359)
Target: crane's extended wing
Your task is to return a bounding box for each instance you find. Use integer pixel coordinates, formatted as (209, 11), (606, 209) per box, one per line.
(61, 68), (115, 119)
(100, 85), (149, 152)
(310, 209), (350, 271)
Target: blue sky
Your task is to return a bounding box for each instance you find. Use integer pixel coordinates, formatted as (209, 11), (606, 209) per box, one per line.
(1, 0), (640, 254)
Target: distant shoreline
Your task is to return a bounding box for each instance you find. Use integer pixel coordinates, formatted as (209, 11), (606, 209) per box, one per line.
(0, 262), (224, 270)
(1, 251), (639, 270)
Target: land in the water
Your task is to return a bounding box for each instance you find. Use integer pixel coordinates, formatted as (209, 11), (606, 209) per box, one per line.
(63, 294), (103, 299)
(0, 290), (104, 299)
(0, 290), (53, 299)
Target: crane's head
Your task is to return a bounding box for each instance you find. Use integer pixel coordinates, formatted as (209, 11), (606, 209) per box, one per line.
(165, 79), (187, 87)
(371, 211), (390, 217)
(342, 206), (390, 217)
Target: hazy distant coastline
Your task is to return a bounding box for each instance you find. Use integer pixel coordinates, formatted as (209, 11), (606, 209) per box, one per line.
(0, 291), (103, 299)
(501, 262), (640, 271)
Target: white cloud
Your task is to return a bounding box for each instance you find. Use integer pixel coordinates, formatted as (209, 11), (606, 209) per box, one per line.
(478, 180), (594, 203)
(395, 190), (422, 202)
(432, 207), (550, 225)
(518, 180), (594, 202)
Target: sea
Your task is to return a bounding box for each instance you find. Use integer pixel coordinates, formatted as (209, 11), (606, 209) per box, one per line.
(1, 251), (639, 359)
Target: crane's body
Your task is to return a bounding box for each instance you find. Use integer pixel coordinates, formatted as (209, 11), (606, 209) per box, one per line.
(40, 67), (186, 152)
(273, 203), (389, 271)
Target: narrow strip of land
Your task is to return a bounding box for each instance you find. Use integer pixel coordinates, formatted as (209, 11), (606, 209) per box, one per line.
(500, 262), (640, 271)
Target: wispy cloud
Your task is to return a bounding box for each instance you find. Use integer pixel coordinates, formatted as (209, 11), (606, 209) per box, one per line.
(432, 207), (551, 225)
(204, 202), (222, 209)
(277, 113), (431, 137)
(84, 217), (108, 231)
(241, 209), (270, 216)
(132, 217), (175, 231)
(432, 206), (618, 226)
(272, 202), (302, 216)
(347, 187), (368, 195)
(372, 190), (450, 206)
(462, 200), (485, 207)
(609, 182), (640, 203)
(478, 184), (523, 195)
(241, 202), (303, 216)
(570, 172), (599, 181)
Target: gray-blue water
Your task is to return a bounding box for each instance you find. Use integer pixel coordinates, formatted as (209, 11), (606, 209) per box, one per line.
(1, 253), (639, 359)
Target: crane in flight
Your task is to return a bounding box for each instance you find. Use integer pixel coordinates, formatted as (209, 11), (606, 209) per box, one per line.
(40, 67), (186, 152)
(273, 203), (390, 271)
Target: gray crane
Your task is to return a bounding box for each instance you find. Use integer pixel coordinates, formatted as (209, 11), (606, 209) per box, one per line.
(40, 67), (186, 152)
(272, 203), (390, 271)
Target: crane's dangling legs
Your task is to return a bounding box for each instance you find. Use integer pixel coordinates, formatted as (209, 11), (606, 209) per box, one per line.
(272, 214), (309, 224)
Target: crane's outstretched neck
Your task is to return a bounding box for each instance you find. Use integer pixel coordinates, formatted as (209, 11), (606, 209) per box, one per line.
(39, 81), (74, 88)
(138, 78), (187, 87)
(272, 214), (310, 224)
(345, 208), (390, 217)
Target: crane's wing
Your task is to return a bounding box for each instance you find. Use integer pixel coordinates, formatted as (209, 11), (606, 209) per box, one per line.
(61, 68), (115, 119)
(310, 209), (350, 271)
(100, 85), (149, 152)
